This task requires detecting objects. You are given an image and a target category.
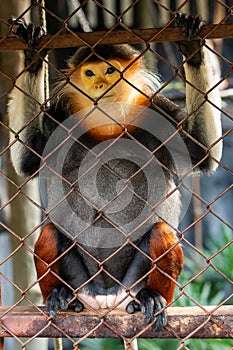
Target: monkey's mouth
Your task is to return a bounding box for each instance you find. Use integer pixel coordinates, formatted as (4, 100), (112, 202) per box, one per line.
(96, 94), (114, 101)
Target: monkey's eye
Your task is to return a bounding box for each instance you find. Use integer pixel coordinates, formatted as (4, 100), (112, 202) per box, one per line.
(85, 70), (94, 77)
(106, 67), (116, 75)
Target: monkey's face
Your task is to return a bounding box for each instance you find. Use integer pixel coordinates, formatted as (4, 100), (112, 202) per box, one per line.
(70, 59), (130, 103)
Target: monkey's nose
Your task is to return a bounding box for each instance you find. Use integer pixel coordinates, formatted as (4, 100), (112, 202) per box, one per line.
(95, 82), (105, 89)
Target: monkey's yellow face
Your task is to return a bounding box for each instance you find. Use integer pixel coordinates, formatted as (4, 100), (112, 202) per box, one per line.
(71, 59), (128, 103)
(67, 56), (145, 138)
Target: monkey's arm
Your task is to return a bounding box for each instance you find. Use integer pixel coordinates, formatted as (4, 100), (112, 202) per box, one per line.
(8, 67), (47, 176)
(176, 14), (222, 172)
(8, 19), (56, 176)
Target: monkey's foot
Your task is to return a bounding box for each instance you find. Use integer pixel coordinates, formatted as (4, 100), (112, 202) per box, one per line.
(126, 288), (167, 330)
(47, 286), (84, 318)
(9, 17), (46, 72)
(175, 13), (205, 66)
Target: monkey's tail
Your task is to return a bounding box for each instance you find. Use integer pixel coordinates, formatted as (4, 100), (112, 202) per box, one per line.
(124, 339), (138, 350)
(54, 338), (63, 350)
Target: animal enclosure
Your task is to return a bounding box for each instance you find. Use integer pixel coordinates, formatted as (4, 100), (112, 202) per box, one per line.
(0, 1), (232, 350)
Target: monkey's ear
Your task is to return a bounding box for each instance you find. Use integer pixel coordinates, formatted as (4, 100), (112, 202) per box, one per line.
(68, 63), (76, 70)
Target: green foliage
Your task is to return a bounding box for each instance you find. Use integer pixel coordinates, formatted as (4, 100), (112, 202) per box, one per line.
(175, 226), (233, 307)
(79, 338), (123, 349)
(203, 226), (233, 298)
(138, 338), (180, 350)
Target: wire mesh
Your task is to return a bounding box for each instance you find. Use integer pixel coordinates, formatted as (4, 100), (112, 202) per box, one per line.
(0, 1), (232, 350)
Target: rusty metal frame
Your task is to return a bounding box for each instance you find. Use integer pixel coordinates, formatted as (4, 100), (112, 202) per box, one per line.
(0, 306), (232, 339)
(1, 23), (233, 51)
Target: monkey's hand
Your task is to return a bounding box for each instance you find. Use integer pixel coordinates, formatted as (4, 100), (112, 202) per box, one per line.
(8, 17), (46, 72)
(47, 286), (84, 318)
(175, 13), (205, 66)
(126, 288), (167, 330)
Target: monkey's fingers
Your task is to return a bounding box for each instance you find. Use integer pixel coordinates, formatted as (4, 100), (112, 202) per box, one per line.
(9, 17), (47, 72)
(175, 13), (205, 65)
(9, 17), (45, 48)
(47, 286), (84, 317)
(175, 13), (204, 40)
(126, 288), (167, 331)
(8, 17), (27, 31)
(47, 288), (62, 318)
(126, 300), (141, 314)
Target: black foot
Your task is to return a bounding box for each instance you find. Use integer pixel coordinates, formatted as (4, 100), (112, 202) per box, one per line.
(47, 286), (84, 318)
(175, 13), (205, 65)
(126, 288), (167, 330)
(8, 17), (46, 72)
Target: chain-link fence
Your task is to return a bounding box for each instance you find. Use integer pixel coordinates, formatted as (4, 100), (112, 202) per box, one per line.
(0, 1), (232, 350)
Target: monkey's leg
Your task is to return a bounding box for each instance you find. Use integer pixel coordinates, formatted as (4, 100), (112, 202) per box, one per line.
(34, 223), (63, 304)
(146, 222), (183, 303)
(34, 223), (87, 317)
(126, 222), (183, 330)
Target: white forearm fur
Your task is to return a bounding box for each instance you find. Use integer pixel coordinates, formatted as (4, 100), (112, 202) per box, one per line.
(184, 46), (222, 171)
(8, 68), (45, 175)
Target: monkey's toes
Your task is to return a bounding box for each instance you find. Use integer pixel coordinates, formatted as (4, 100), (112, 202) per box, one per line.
(126, 288), (167, 330)
(47, 286), (84, 318)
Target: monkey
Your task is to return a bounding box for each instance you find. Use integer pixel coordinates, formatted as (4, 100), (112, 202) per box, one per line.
(8, 13), (222, 346)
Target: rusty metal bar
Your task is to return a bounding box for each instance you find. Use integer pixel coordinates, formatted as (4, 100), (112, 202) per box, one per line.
(0, 280), (3, 350)
(1, 23), (233, 51)
(0, 306), (232, 339)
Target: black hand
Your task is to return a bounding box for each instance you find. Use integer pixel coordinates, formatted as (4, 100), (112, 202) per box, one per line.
(9, 17), (47, 72)
(175, 13), (205, 66)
